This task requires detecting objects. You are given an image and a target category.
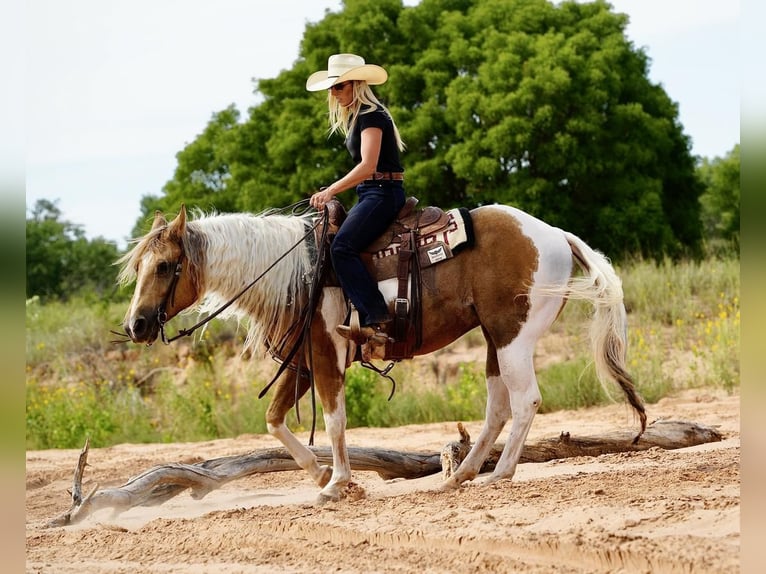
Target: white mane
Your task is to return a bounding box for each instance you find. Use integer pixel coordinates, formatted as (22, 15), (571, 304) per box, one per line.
(188, 210), (315, 355)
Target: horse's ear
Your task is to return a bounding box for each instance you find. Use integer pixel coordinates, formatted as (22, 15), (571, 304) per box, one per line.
(151, 210), (167, 231)
(167, 204), (187, 238)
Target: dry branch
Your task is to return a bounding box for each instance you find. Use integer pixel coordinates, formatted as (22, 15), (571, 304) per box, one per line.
(46, 419), (721, 527)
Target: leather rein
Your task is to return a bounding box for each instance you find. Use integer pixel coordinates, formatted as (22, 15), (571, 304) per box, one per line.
(157, 203), (324, 345)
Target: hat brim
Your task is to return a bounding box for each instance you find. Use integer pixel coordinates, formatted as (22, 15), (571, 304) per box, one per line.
(306, 64), (388, 92)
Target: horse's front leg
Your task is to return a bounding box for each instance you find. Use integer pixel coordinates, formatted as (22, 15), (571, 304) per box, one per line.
(315, 370), (351, 504)
(268, 287), (353, 503)
(308, 287), (355, 503)
(266, 370), (332, 488)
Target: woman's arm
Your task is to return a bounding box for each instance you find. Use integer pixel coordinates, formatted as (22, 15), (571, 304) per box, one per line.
(310, 127), (382, 209)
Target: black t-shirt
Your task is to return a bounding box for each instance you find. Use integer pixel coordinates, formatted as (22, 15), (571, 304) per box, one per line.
(345, 105), (403, 173)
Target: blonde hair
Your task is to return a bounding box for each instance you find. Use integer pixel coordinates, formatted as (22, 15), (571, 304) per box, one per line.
(327, 81), (405, 152)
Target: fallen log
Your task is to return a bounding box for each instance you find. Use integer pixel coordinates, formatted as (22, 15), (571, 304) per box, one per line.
(46, 419), (722, 527)
(440, 419), (724, 477)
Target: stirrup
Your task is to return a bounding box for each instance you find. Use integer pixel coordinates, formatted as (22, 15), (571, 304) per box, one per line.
(336, 308), (392, 346)
(336, 324), (392, 346)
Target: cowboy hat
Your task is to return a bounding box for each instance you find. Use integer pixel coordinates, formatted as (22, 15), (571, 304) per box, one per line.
(306, 53), (388, 92)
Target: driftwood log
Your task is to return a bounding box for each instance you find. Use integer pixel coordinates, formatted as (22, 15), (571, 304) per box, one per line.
(46, 419), (722, 527)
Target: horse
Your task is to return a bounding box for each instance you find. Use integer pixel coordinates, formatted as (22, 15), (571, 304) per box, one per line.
(117, 202), (646, 503)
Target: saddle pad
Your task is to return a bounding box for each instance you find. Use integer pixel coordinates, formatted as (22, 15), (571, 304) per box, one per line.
(371, 207), (473, 267)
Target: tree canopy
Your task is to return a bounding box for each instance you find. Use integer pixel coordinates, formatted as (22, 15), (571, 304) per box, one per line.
(134, 0), (703, 259)
(26, 199), (121, 301)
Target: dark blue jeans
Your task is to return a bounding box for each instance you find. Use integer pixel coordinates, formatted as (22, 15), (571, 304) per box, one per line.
(331, 181), (405, 326)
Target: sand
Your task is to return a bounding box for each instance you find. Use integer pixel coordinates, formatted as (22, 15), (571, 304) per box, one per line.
(26, 388), (739, 573)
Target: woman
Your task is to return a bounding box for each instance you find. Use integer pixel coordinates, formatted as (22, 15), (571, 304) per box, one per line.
(306, 53), (406, 343)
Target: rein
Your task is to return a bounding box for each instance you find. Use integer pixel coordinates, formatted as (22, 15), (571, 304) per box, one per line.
(152, 200), (329, 446)
(157, 202), (323, 345)
(150, 200), (392, 446)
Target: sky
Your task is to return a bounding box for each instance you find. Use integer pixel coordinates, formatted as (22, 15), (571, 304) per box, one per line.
(25, 0), (741, 248)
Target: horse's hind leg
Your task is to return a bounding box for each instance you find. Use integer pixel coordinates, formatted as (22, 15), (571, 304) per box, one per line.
(485, 295), (565, 483)
(484, 337), (541, 484)
(266, 371), (332, 488)
(441, 340), (511, 489)
(441, 298), (561, 489)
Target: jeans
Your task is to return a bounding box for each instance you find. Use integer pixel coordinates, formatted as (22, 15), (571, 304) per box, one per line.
(331, 181), (406, 326)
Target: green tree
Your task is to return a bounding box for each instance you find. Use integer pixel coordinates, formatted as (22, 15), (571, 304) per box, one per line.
(698, 144), (739, 253)
(26, 199), (121, 301)
(135, 0), (703, 258)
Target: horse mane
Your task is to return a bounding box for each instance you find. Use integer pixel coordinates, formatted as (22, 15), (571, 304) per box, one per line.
(118, 208), (316, 356)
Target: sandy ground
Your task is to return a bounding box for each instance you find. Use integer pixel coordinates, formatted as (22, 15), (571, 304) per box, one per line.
(26, 389), (739, 574)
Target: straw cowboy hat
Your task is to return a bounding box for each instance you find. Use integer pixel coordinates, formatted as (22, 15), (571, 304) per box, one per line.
(306, 53), (388, 92)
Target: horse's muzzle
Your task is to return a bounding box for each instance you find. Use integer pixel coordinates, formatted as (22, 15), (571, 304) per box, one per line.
(124, 311), (160, 344)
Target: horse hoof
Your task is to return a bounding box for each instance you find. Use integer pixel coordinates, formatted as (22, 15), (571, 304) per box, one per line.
(438, 476), (462, 492)
(482, 473), (512, 487)
(315, 492), (340, 505)
(315, 481), (366, 505)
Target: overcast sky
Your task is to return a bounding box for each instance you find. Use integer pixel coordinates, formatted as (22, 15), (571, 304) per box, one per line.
(25, 0), (740, 247)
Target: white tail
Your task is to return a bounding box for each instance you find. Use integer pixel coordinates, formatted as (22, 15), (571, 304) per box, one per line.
(538, 231), (646, 440)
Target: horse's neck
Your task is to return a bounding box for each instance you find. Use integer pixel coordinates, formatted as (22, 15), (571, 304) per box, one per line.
(190, 213), (309, 317)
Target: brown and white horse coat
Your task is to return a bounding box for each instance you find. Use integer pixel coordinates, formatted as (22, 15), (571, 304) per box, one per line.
(119, 204), (646, 503)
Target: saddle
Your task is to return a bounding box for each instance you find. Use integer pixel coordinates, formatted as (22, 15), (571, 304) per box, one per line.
(317, 197), (474, 361)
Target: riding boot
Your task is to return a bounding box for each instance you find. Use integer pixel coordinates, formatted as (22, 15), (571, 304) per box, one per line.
(336, 322), (392, 346)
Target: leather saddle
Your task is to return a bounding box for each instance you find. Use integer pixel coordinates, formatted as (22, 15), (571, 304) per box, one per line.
(316, 197), (458, 360)
(319, 197), (453, 275)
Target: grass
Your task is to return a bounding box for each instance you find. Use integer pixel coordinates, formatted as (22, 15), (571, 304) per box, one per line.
(25, 254), (740, 449)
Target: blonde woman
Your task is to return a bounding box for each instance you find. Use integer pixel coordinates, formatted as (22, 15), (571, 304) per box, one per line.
(307, 54), (406, 342)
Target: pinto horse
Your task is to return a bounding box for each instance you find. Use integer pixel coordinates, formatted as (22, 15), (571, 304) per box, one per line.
(118, 203), (646, 502)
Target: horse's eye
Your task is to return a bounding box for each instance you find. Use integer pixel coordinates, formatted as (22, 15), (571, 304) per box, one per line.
(156, 261), (171, 276)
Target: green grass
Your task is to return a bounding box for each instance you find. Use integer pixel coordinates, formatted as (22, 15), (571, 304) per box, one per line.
(25, 254), (740, 449)
(344, 362), (487, 428)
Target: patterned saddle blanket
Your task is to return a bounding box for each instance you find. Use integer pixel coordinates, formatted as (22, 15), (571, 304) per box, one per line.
(321, 197), (474, 281)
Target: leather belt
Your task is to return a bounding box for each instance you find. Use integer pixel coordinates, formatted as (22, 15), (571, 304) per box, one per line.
(369, 171), (404, 181)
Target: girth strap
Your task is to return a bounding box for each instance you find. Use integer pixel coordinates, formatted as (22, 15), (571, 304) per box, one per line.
(394, 231), (413, 343)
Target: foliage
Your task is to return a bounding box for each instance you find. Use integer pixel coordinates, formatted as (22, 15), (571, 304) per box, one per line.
(344, 362), (487, 428)
(26, 199), (123, 302)
(26, 254), (739, 448)
(134, 0), (702, 259)
(537, 357), (610, 413)
(26, 379), (155, 449)
(620, 256), (740, 392)
(697, 144), (740, 254)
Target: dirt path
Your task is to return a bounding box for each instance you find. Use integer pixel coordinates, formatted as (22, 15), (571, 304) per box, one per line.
(26, 389), (739, 573)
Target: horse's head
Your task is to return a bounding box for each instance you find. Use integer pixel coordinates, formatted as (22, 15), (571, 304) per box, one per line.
(120, 205), (201, 344)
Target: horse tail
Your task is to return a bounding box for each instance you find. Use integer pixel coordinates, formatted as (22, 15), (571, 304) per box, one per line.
(547, 231), (647, 442)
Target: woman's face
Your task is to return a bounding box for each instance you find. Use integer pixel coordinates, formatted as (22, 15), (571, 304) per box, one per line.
(329, 81), (354, 107)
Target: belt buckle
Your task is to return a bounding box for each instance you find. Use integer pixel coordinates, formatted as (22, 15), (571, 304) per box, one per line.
(395, 298), (408, 314)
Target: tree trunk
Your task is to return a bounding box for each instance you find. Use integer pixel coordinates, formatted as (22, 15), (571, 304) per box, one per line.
(46, 419), (721, 527)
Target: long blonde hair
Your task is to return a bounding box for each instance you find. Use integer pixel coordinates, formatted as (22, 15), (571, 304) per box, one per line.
(327, 81), (405, 151)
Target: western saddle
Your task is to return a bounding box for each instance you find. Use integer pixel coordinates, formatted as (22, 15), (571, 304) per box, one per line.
(319, 197), (455, 360)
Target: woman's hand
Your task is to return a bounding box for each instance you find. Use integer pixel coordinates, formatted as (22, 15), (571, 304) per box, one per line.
(310, 187), (337, 210)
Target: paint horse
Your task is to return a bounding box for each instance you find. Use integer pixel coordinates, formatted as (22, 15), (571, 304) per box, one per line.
(118, 203), (646, 503)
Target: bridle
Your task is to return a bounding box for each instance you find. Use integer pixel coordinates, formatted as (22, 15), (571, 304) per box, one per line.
(150, 203), (328, 444)
(157, 252), (186, 344)
(141, 200), (397, 445)
(156, 205), (324, 345)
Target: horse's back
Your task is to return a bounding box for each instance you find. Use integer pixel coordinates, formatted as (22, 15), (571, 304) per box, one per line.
(463, 205), (573, 281)
(404, 204), (572, 353)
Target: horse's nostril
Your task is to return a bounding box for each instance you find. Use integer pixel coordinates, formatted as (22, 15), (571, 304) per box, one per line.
(130, 317), (147, 340)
